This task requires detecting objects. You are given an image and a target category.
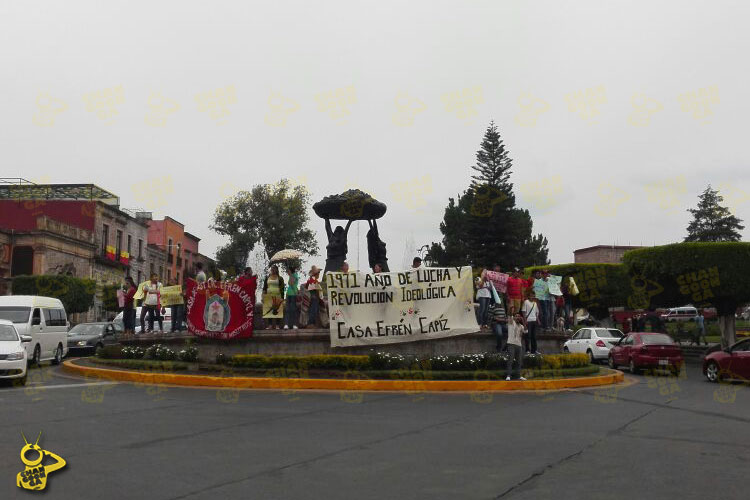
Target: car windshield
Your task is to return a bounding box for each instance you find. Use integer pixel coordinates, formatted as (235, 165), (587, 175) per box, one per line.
(0, 306), (31, 324)
(596, 329), (623, 338)
(69, 324), (105, 336)
(642, 334), (674, 345)
(0, 325), (19, 341)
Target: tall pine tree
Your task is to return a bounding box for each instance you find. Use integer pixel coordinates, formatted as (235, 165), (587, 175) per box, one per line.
(430, 121), (549, 269)
(685, 185), (744, 242)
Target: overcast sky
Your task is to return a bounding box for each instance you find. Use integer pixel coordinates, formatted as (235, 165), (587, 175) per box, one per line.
(2, 0), (749, 271)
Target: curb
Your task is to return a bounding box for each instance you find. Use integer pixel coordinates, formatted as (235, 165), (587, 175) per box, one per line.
(62, 359), (624, 392)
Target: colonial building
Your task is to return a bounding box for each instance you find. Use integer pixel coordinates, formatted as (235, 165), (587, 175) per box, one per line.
(147, 216), (203, 285)
(573, 245), (644, 264)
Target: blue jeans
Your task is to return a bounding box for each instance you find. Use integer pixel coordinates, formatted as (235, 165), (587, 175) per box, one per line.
(285, 295), (298, 328)
(525, 321), (538, 353)
(308, 292), (320, 327)
(493, 322), (507, 352)
(477, 297), (491, 326)
(540, 300), (553, 328)
(170, 304), (184, 332)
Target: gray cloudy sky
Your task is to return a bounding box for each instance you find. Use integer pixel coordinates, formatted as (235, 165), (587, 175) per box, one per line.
(2, 0), (749, 270)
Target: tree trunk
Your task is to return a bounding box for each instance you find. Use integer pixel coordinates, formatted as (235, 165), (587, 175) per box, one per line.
(717, 314), (736, 349)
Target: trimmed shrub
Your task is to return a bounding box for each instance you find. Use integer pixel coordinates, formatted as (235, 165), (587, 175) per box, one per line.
(122, 346), (145, 359)
(178, 345), (199, 362)
(96, 344), (124, 359)
(144, 344), (177, 361)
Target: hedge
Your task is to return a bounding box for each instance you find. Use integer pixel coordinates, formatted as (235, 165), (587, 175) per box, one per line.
(12, 274), (96, 315)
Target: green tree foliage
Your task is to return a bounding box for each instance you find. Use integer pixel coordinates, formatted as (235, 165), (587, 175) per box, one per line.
(685, 185), (744, 242)
(525, 263), (631, 319)
(212, 179), (319, 270)
(101, 284), (120, 312)
(12, 275), (96, 315)
(430, 122), (549, 268)
(623, 242), (750, 347)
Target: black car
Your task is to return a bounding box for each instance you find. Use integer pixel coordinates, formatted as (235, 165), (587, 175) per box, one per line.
(66, 322), (119, 355)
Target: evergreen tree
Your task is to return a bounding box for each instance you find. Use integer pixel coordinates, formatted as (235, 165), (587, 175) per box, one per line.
(430, 121), (549, 268)
(685, 185), (744, 242)
(470, 120), (514, 198)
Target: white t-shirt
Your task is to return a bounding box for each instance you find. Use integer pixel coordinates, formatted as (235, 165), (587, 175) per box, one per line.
(476, 282), (491, 299)
(143, 282), (162, 306)
(507, 320), (526, 346)
(522, 299), (538, 322)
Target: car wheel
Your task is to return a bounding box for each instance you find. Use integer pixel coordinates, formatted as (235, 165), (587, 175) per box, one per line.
(608, 355), (616, 369)
(705, 361), (721, 383)
(563, 346), (569, 353)
(587, 349), (596, 364)
(51, 344), (63, 365)
(629, 358), (640, 375)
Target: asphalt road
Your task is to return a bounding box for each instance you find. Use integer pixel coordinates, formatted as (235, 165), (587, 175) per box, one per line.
(0, 360), (747, 500)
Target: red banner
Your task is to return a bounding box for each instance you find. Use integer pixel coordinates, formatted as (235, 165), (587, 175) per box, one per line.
(185, 277), (257, 340)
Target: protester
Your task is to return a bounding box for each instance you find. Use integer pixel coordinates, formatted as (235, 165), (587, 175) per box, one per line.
(532, 270), (551, 329)
(168, 278), (184, 333)
(505, 312), (527, 381)
(560, 277), (573, 328)
(262, 265), (285, 330)
(123, 276), (137, 336)
(506, 268), (525, 316)
(522, 291), (540, 353)
(695, 310), (707, 346)
(412, 257), (422, 269)
(195, 262), (207, 284)
(141, 273), (163, 334)
(305, 265), (323, 328)
(475, 273), (492, 330)
(284, 265), (300, 330)
(488, 292), (508, 352)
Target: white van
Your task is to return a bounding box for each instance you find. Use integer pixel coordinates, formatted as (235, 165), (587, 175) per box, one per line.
(0, 296), (69, 365)
(661, 306), (699, 322)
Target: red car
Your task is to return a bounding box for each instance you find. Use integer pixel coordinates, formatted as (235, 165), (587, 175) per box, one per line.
(608, 332), (683, 375)
(703, 338), (750, 383)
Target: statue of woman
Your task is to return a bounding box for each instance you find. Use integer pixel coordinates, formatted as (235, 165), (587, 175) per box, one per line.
(324, 218), (353, 274)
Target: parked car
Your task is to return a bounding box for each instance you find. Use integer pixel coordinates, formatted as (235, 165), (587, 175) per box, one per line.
(608, 332), (684, 375)
(0, 319), (31, 386)
(564, 327), (624, 363)
(0, 296), (69, 366)
(661, 306), (698, 322)
(113, 306), (172, 333)
(703, 338), (750, 383)
(67, 323), (119, 355)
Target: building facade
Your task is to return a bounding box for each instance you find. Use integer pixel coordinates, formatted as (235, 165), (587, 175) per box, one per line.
(147, 217), (204, 285)
(573, 245), (644, 264)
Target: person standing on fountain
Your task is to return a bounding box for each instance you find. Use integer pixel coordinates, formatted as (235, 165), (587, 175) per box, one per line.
(284, 265), (300, 330)
(262, 265), (285, 330)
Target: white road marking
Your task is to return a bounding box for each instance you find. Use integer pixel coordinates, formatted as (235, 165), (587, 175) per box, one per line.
(1, 381), (119, 393)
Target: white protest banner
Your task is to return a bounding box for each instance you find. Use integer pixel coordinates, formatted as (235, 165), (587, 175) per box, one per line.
(547, 275), (563, 296)
(326, 266), (476, 347)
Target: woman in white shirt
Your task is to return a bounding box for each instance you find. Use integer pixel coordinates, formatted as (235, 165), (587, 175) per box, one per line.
(141, 274), (163, 333)
(475, 274), (492, 330)
(522, 292), (539, 354)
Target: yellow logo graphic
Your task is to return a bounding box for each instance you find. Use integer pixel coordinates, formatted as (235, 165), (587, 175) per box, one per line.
(316, 85), (356, 123)
(643, 176), (686, 212)
(389, 174), (433, 212)
(518, 176), (563, 212)
(515, 92), (550, 127)
(265, 91), (301, 127)
(441, 86), (483, 123)
(17, 432), (66, 491)
(593, 181), (630, 217)
(145, 92), (180, 127)
(131, 175), (174, 210)
(717, 182), (750, 215)
(565, 85), (606, 123)
(678, 85), (719, 123)
(469, 185), (508, 217)
(628, 92), (663, 127)
(392, 92), (426, 127)
(82, 85), (125, 124)
(195, 85), (237, 125)
(33, 93), (68, 127)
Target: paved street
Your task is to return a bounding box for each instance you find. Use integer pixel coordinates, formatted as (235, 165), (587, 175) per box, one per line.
(1, 361), (747, 500)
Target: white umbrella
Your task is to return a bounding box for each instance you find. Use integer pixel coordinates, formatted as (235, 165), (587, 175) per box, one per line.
(269, 249), (303, 263)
